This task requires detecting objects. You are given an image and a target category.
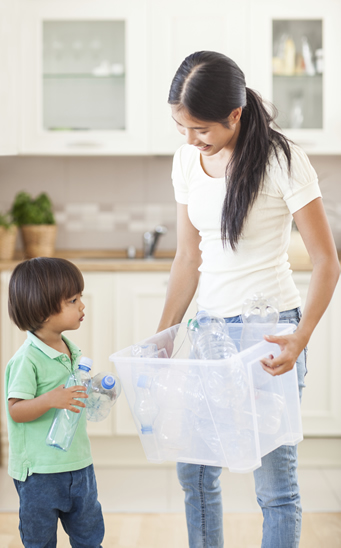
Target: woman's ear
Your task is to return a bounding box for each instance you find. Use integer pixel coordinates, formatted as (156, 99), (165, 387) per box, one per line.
(229, 107), (242, 126)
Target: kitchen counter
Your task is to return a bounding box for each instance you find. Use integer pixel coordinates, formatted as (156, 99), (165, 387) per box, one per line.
(0, 247), (339, 272)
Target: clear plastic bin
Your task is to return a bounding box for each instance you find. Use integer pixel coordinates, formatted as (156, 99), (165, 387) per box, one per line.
(109, 322), (302, 473)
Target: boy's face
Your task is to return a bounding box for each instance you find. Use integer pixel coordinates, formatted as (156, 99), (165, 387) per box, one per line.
(46, 293), (85, 333)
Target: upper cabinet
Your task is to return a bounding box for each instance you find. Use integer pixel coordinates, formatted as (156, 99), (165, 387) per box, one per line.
(248, 0), (341, 154)
(0, 0), (18, 155)
(18, 0), (148, 155)
(148, 0), (249, 154)
(5, 0), (341, 155)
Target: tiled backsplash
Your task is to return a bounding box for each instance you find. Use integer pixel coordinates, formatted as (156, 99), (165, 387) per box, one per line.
(0, 153), (341, 251)
(0, 155), (176, 251)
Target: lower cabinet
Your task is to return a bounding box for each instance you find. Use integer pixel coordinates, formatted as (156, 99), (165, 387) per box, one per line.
(293, 272), (341, 436)
(1, 269), (340, 467)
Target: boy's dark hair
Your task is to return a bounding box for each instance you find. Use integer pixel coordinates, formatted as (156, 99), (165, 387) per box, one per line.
(8, 257), (84, 332)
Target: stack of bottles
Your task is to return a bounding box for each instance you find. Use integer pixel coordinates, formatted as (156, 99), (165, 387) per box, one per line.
(46, 357), (121, 452)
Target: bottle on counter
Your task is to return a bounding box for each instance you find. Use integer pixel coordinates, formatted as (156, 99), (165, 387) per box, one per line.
(46, 356), (92, 451)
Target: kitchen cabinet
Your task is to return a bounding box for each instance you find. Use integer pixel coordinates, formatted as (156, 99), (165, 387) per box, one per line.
(1, 268), (340, 468)
(18, 0), (148, 155)
(0, 272), (118, 464)
(113, 272), (198, 434)
(249, 0), (341, 154)
(293, 272), (341, 436)
(149, 0), (249, 154)
(0, 0), (18, 155)
(4, 0), (341, 155)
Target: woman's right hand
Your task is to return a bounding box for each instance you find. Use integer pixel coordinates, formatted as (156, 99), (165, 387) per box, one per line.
(48, 384), (88, 413)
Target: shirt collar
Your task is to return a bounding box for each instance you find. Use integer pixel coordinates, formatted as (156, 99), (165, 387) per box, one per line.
(26, 331), (82, 364)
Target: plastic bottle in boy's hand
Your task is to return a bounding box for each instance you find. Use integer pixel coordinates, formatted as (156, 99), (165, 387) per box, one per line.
(46, 356), (92, 451)
(86, 372), (121, 422)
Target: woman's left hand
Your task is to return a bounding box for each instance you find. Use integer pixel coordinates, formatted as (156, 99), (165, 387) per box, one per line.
(260, 332), (305, 376)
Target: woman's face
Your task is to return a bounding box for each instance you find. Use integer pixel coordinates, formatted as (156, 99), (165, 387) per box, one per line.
(171, 105), (241, 157)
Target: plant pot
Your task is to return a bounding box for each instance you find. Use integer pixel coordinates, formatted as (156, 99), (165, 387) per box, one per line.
(0, 225), (18, 260)
(21, 224), (57, 259)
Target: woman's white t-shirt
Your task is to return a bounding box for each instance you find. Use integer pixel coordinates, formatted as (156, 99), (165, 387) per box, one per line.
(172, 143), (321, 317)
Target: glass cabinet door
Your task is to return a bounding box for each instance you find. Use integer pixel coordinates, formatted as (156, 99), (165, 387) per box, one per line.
(43, 21), (125, 131)
(272, 20), (322, 130)
(19, 0), (148, 154)
(248, 0), (341, 154)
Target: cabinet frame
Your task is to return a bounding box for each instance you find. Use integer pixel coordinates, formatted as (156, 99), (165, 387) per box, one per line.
(18, 0), (149, 155)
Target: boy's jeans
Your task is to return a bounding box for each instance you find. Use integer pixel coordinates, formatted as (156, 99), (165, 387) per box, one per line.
(177, 307), (306, 548)
(14, 464), (104, 548)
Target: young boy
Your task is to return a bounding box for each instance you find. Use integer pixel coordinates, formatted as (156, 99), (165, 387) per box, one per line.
(5, 257), (104, 548)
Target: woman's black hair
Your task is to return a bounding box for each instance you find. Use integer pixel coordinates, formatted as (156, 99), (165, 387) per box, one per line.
(8, 257), (84, 332)
(168, 51), (292, 250)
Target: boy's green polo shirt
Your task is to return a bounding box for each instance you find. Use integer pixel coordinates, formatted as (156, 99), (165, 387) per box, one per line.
(5, 332), (93, 481)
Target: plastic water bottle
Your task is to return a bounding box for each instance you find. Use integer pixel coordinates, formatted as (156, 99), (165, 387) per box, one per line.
(86, 372), (121, 422)
(131, 343), (159, 435)
(188, 310), (238, 359)
(46, 356), (92, 451)
(133, 374), (159, 435)
(188, 311), (248, 409)
(241, 293), (279, 351)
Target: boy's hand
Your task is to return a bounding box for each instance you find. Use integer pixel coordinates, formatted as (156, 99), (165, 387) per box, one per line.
(48, 384), (88, 413)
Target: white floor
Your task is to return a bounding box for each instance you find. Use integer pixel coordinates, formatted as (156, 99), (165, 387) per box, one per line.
(0, 465), (340, 514)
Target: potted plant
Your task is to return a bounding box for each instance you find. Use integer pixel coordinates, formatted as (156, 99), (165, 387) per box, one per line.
(10, 191), (57, 258)
(0, 212), (18, 260)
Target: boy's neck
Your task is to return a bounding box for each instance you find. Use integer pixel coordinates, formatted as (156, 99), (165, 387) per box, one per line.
(33, 328), (71, 359)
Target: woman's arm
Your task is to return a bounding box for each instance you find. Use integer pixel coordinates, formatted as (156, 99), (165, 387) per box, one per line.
(8, 384), (88, 423)
(262, 197), (340, 375)
(157, 203), (202, 332)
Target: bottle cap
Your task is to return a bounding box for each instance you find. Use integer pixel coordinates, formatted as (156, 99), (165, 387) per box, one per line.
(101, 375), (116, 390)
(141, 425), (153, 434)
(137, 374), (150, 389)
(79, 356), (93, 370)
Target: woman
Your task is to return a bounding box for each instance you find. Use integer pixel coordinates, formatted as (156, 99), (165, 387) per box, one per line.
(157, 51), (340, 548)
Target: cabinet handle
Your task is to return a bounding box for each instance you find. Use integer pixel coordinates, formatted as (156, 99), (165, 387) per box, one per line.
(66, 141), (104, 148)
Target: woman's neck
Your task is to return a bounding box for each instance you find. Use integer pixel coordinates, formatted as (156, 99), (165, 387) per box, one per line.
(200, 121), (241, 178)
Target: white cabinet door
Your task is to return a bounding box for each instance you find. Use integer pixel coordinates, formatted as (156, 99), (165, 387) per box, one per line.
(0, 0), (18, 155)
(113, 271), (198, 434)
(0, 271), (117, 444)
(149, 0), (249, 154)
(18, 0), (148, 155)
(1, 272), (26, 456)
(249, 0), (341, 154)
(63, 273), (116, 436)
(293, 272), (341, 435)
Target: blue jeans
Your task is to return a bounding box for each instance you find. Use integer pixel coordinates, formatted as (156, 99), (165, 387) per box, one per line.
(13, 464), (104, 548)
(177, 308), (306, 548)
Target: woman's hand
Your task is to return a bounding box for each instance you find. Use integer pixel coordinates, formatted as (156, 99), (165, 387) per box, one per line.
(260, 332), (305, 376)
(48, 384), (88, 413)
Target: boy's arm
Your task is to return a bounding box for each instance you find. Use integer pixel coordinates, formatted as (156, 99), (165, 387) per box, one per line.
(8, 384), (88, 423)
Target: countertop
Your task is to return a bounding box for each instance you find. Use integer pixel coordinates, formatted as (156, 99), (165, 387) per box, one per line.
(0, 248), (323, 272)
